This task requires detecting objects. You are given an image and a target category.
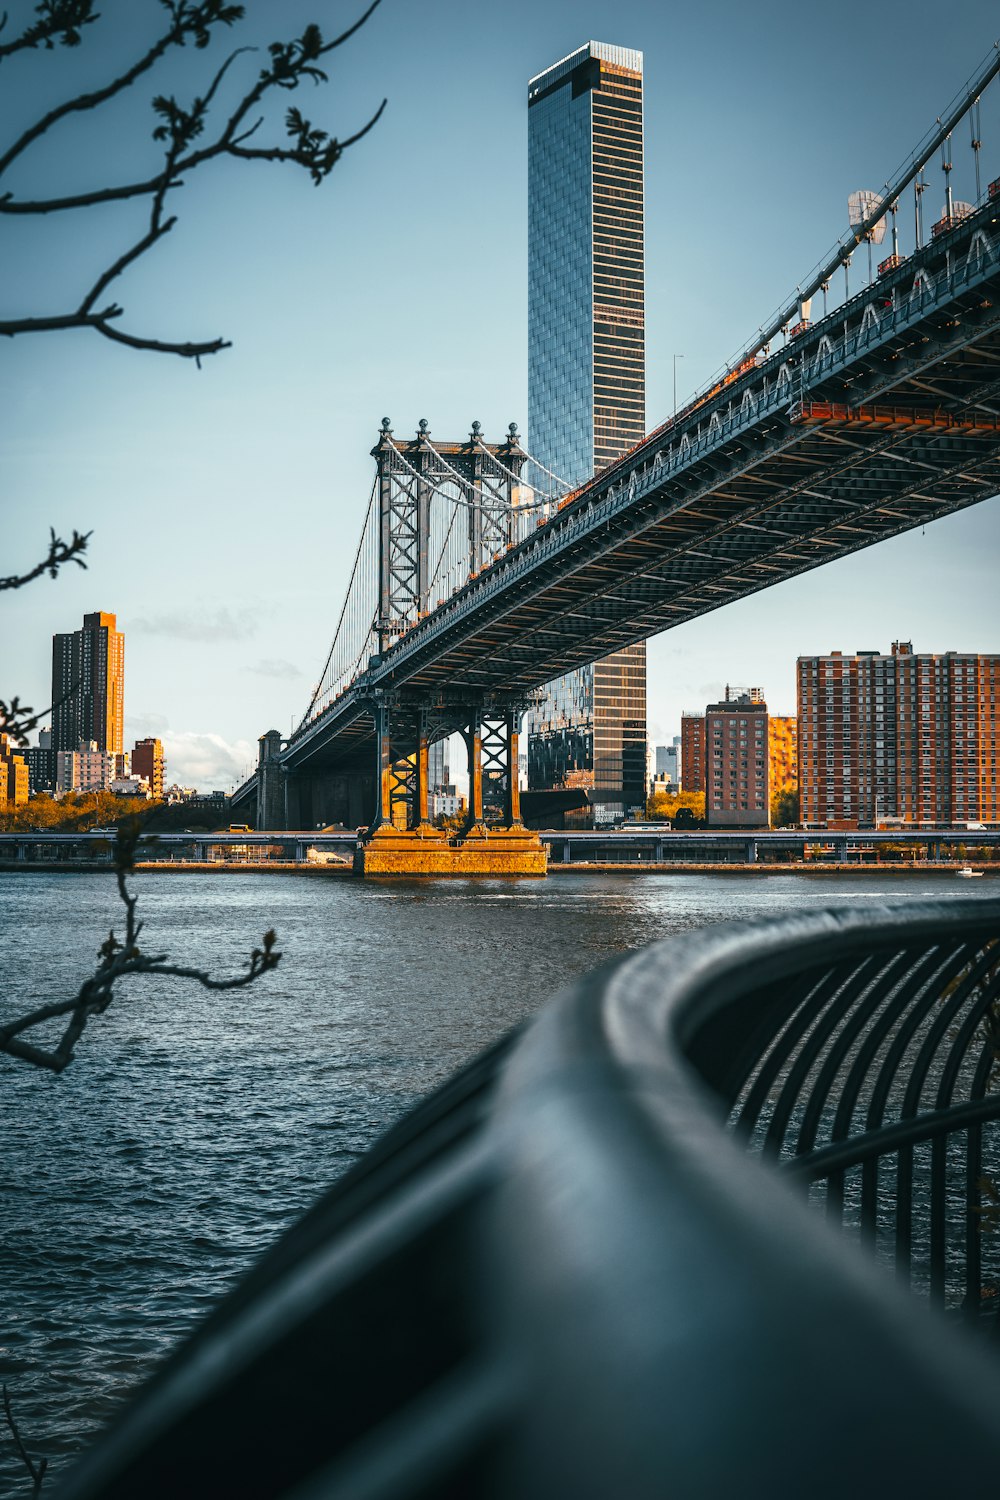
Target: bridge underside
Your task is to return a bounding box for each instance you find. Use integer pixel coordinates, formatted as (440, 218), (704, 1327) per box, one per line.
(234, 203), (1000, 828)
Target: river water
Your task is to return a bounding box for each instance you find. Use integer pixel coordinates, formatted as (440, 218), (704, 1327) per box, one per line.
(0, 869), (996, 1488)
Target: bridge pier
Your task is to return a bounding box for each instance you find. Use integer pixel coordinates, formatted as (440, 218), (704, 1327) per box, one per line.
(357, 695), (546, 878)
(257, 730), (285, 831)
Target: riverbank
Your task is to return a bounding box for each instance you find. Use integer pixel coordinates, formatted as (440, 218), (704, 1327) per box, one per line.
(550, 862), (999, 875)
(0, 859), (996, 876)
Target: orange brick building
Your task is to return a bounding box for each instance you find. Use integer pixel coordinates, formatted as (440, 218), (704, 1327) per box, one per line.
(0, 733), (30, 806)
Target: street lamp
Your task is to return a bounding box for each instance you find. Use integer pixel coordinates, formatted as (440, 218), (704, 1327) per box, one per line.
(673, 354), (684, 416)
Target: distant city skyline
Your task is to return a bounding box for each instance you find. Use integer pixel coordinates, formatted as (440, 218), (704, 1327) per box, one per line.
(4, 1), (998, 789)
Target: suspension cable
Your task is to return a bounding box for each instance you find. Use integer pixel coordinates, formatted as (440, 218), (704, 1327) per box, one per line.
(296, 475), (377, 732)
(387, 436), (554, 514)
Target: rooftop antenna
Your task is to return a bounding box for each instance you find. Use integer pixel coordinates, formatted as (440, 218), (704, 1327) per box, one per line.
(848, 190), (886, 284)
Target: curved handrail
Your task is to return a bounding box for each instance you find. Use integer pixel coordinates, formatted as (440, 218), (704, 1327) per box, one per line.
(56, 898), (1000, 1500)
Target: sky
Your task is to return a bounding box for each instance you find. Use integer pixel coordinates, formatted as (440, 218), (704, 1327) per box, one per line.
(3, 0), (1000, 789)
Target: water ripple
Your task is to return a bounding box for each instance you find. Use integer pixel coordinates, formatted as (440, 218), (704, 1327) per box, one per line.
(1, 870), (991, 1487)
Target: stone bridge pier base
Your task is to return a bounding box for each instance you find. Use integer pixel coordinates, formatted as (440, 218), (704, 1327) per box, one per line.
(356, 696), (547, 878)
(256, 730), (286, 831)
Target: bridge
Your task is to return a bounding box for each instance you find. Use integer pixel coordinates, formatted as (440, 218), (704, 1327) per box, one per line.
(234, 46), (1000, 872)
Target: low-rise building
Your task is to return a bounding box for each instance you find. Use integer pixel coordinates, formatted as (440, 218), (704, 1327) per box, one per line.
(56, 740), (115, 794)
(431, 791), (465, 820)
(0, 733), (30, 806)
(109, 776), (152, 799)
(132, 737), (165, 799)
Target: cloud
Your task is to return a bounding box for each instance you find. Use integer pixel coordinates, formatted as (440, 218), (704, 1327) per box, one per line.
(125, 711), (170, 735)
(130, 607), (260, 642)
(248, 658), (301, 678)
(161, 731), (258, 792)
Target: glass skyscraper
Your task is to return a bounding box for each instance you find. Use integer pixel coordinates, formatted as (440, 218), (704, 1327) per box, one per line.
(525, 41), (647, 824)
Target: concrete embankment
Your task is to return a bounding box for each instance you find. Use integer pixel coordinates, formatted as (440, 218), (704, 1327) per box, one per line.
(549, 862), (999, 876)
(1, 860), (996, 877)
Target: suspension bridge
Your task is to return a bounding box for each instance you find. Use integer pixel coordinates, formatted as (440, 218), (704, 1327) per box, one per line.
(234, 44), (1000, 874)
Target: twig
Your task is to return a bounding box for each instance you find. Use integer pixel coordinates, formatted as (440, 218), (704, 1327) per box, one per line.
(0, 0), (96, 63)
(2, 1384), (48, 1496)
(0, 527), (90, 591)
(0, 3), (384, 357)
(0, 819), (282, 1073)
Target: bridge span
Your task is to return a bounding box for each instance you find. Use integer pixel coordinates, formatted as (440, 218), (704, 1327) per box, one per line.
(233, 52), (1000, 867)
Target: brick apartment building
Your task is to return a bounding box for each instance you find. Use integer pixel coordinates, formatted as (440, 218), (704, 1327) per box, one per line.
(52, 610), (125, 755)
(797, 641), (999, 828)
(680, 713), (706, 793)
(705, 689), (769, 828)
(132, 737), (165, 799)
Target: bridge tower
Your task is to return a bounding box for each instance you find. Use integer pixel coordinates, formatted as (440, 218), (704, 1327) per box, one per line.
(372, 419), (529, 651)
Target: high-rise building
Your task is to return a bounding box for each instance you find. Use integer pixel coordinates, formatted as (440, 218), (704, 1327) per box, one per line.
(24, 728), (55, 794)
(681, 714), (706, 793)
(525, 41), (647, 825)
(132, 737), (165, 799)
(797, 642), (999, 828)
(0, 733), (29, 806)
(427, 738), (450, 795)
(653, 739), (682, 790)
(705, 690), (769, 829)
(52, 611), (124, 755)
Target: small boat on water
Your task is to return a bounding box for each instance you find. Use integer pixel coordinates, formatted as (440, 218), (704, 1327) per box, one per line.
(956, 866), (984, 878)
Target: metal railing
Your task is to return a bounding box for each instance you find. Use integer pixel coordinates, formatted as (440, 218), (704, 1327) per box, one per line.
(58, 899), (1000, 1499)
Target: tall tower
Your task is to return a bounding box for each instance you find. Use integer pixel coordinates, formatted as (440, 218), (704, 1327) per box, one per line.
(51, 611), (125, 754)
(525, 41), (647, 824)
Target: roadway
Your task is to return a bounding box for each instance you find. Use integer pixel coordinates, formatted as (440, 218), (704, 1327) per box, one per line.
(2, 829), (997, 866)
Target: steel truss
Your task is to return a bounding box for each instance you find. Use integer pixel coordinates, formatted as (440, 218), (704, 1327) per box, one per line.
(367, 691), (529, 834)
(373, 421), (527, 653)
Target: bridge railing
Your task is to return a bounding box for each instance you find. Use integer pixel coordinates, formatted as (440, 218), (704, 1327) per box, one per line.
(58, 897), (1000, 1499)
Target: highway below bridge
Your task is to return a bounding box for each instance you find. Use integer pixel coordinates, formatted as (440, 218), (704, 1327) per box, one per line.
(234, 188), (1000, 836)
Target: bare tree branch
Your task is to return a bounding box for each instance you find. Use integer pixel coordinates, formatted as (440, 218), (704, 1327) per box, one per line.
(0, 2), (243, 174)
(92, 319), (230, 360)
(78, 218), (175, 315)
(0, 2), (384, 357)
(2, 1384), (47, 1496)
(0, 695), (45, 744)
(0, 527), (90, 591)
(0, 819), (282, 1074)
(228, 97), (386, 181)
(0, 0), (97, 63)
(1, 531), (89, 740)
